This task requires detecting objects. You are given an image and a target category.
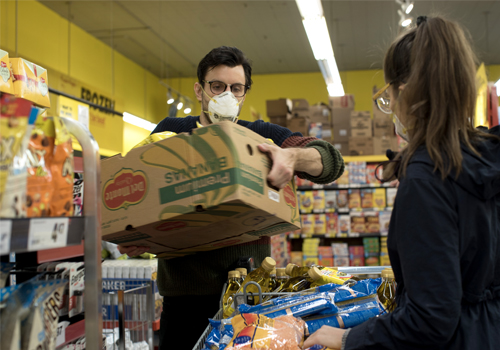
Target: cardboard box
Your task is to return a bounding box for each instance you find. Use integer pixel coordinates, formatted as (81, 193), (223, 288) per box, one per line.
(266, 99), (292, 117)
(351, 111), (372, 137)
(292, 98), (309, 111)
(349, 137), (374, 156)
(373, 136), (397, 155)
(292, 109), (309, 118)
(287, 117), (310, 135)
(331, 108), (351, 126)
(332, 141), (349, 155)
(309, 122), (323, 139)
(332, 123), (351, 143)
(269, 113), (291, 127)
(373, 114), (394, 137)
(329, 95), (355, 109)
(310, 105), (331, 125)
(101, 122), (301, 258)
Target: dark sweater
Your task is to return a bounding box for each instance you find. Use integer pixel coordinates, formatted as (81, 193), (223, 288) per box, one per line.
(152, 116), (344, 296)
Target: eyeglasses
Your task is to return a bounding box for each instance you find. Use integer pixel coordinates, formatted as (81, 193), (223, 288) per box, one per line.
(372, 82), (392, 114)
(203, 80), (249, 97)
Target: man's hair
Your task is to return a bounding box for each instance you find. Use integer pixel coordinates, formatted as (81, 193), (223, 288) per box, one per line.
(197, 46), (253, 89)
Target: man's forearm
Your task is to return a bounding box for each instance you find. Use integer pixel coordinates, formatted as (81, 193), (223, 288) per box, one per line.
(291, 147), (323, 177)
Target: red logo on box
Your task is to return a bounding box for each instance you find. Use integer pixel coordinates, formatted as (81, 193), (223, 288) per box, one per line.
(0, 62), (6, 68)
(40, 77), (45, 83)
(103, 169), (148, 210)
(155, 221), (187, 231)
(283, 184), (297, 208)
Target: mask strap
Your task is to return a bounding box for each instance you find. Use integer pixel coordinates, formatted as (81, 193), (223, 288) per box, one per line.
(201, 85), (216, 103)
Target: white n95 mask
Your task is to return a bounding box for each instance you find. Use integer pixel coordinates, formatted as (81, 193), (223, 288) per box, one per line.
(202, 87), (242, 124)
(393, 114), (410, 141)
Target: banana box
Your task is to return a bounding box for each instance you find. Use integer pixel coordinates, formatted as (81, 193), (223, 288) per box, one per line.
(100, 122), (301, 258)
(0, 49), (14, 94)
(10, 57), (50, 107)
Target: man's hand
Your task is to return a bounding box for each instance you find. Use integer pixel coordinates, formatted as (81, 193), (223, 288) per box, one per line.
(258, 144), (323, 189)
(302, 326), (346, 349)
(117, 245), (150, 257)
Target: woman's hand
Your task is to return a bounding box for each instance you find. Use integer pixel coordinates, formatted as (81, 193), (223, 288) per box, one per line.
(117, 245), (150, 257)
(302, 326), (346, 350)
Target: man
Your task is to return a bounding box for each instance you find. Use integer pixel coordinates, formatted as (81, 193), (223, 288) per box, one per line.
(120, 46), (344, 349)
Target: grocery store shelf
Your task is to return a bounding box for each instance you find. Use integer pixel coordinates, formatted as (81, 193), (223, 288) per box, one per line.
(37, 241), (84, 263)
(342, 155), (389, 163)
(288, 233), (386, 239)
(298, 183), (394, 191)
(300, 207), (393, 215)
(57, 320), (85, 348)
(103, 319), (160, 331)
(1, 217), (85, 255)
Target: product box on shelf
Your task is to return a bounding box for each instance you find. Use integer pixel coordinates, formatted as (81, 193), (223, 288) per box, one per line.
(335, 169), (350, 186)
(350, 212), (366, 235)
(266, 98), (292, 117)
(301, 214), (314, 235)
(348, 161), (367, 184)
(314, 214), (326, 234)
(10, 57), (51, 107)
(100, 122), (301, 258)
(364, 211), (380, 234)
(350, 111), (372, 137)
(338, 214), (350, 237)
(0, 49), (14, 94)
(348, 189), (361, 209)
(366, 164), (382, 184)
(332, 242), (349, 256)
(299, 191), (314, 213)
(287, 117), (310, 135)
(326, 213), (338, 236)
(361, 189), (374, 208)
(373, 136), (397, 155)
(379, 210), (392, 236)
(324, 191), (337, 212)
(337, 190), (349, 209)
(386, 188), (398, 207)
(312, 190), (325, 211)
(373, 188), (386, 209)
(348, 137), (374, 156)
(332, 141), (349, 155)
(290, 251), (303, 265)
(349, 246), (365, 266)
(309, 122), (323, 139)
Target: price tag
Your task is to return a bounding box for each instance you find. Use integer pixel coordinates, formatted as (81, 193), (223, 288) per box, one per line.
(28, 218), (69, 251)
(56, 321), (70, 347)
(312, 184), (324, 189)
(349, 233), (360, 237)
(0, 220), (12, 256)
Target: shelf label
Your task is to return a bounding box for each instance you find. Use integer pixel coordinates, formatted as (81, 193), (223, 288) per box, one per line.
(312, 184), (324, 189)
(0, 220), (12, 256)
(28, 218), (69, 251)
(56, 321), (70, 347)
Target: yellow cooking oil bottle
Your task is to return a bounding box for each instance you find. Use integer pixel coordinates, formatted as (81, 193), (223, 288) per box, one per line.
(224, 257), (276, 317)
(235, 268), (247, 283)
(285, 263), (313, 277)
(222, 271), (242, 318)
(307, 267), (347, 286)
(279, 269), (314, 293)
(269, 268), (277, 291)
(377, 268), (397, 312)
(262, 268), (288, 302)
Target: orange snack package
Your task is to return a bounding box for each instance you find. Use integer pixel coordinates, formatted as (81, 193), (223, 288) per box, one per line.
(26, 116), (55, 217)
(50, 116), (74, 216)
(226, 313), (304, 350)
(0, 49), (14, 94)
(11, 57), (50, 107)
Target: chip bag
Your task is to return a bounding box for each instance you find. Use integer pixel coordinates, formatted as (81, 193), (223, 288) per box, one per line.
(10, 58), (50, 108)
(0, 95), (33, 212)
(50, 115), (74, 216)
(0, 49), (14, 94)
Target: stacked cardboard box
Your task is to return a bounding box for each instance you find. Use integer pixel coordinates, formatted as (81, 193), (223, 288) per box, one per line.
(266, 98), (292, 127)
(287, 99), (310, 134)
(309, 103), (332, 142)
(372, 86), (397, 153)
(329, 95), (354, 155)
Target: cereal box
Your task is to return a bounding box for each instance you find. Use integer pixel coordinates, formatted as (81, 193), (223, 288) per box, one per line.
(332, 243), (349, 257)
(335, 167), (349, 185)
(373, 188), (386, 209)
(337, 190), (349, 209)
(361, 189), (374, 208)
(350, 212), (365, 235)
(313, 190), (325, 211)
(11, 58), (50, 107)
(338, 214), (350, 237)
(366, 164), (382, 184)
(0, 49), (14, 94)
(314, 214), (326, 234)
(379, 210), (392, 236)
(324, 191), (337, 211)
(300, 190), (314, 213)
(301, 214), (315, 235)
(290, 251), (303, 265)
(326, 213), (338, 237)
(364, 211), (380, 234)
(386, 188), (398, 207)
(348, 189), (361, 209)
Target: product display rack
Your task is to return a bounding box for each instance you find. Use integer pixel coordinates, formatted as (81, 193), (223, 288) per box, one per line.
(1, 117), (103, 349)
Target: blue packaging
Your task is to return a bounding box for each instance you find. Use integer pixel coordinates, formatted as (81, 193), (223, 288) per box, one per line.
(259, 292), (338, 319)
(205, 327), (221, 349)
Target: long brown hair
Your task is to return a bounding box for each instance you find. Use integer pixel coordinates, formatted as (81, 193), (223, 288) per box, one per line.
(384, 16), (494, 179)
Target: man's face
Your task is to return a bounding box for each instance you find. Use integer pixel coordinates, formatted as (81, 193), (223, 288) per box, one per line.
(194, 65), (247, 123)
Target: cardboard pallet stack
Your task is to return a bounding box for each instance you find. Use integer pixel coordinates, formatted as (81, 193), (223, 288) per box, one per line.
(266, 98), (292, 127)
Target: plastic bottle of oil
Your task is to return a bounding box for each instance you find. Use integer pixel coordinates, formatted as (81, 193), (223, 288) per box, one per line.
(225, 257), (276, 316)
(279, 270), (313, 293)
(262, 268), (288, 302)
(285, 263), (310, 277)
(269, 268), (277, 292)
(235, 268), (247, 283)
(222, 271), (242, 318)
(377, 268), (397, 313)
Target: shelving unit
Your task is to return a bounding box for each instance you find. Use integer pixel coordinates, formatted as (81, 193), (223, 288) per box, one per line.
(2, 117), (103, 349)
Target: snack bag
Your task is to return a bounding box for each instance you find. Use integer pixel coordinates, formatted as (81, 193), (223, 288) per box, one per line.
(10, 58), (50, 108)
(225, 313), (304, 350)
(0, 106), (38, 218)
(0, 49), (14, 94)
(50, 115), (74, 216)
(26, 116), (55, 217)
(0, 95), (33, 211)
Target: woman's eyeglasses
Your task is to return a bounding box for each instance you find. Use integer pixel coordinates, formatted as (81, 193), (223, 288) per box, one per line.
(372, 82), (393, 114)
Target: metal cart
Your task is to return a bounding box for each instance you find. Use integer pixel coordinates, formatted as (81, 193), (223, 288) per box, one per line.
(192, 266), (389, 350)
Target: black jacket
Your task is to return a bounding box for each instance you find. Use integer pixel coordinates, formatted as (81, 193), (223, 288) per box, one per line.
(346, 126), (500, 349)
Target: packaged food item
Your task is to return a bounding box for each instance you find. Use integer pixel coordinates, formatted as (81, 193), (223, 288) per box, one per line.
(360, 189), (374, 208)
(338, 215), (350, 237)
(379, 210), (392, 236)
(324, 191), (336, 212)
(348, 189), (361, 209)
(331, 243), (349, 257)
(256, 292), (338, 319)
(366, 164), (382, 184)
(377, 268), (396, 313)
(300, 191), (314, 213)
(26, 116), (55, 217)
(290, 252), (303, 266)
(73, 173), (84, 216)
(373, 188), (386, 209)
(308, 267), (345, 286)
(337, 190), (348, 209)
(314, 214), (326, 234)
(335, 168), (349, 185)
(349, 246), (365, 266)
(0, 49), (14, 94)
(10, 58), (50, 107)
(68, 262), (84, 318)
(132, 131), (177, 149)
(301, 214), (314, 235)
(50, 116), (74, 216)
(350, 212), (365, 235)
(348, 162), (367, 185)
(223, 271), (242, 318)
(0, 95), (33, 211)
(206, 320), (222, 350)
(225, 314), (304, 350)
(386, 187), (397, 207)
(312, 190), (325, 211)
(364, 212), (380, 234)
(325, 213), (338, 237)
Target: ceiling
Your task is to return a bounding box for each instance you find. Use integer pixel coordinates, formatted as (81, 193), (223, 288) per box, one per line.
(40, 0), (500, 79)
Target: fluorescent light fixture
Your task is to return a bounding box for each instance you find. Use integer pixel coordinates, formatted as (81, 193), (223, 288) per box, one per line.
(184, 107), (192, 114)
(123, 112), (156, 131)
(405, 3), (414, 14)
(177, 102), (183, 110)
(401, 18), (412, 27)
(167, 98), (175, 104)
(296, 0), (344, 97)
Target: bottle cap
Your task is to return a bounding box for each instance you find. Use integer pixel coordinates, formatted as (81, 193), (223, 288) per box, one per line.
(228, 270), (241, 278)
(381, 268), (394, 279)
(285, 263), (297, 276)
(261, 257), (276, 271)
(276, 268), (286, 277)
(307, 267), (323, 280)
(235, 268), (247, 276)
(270, 268), (276, 275)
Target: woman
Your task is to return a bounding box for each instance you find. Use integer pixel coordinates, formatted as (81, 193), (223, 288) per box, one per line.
(303, 15), (500, 350)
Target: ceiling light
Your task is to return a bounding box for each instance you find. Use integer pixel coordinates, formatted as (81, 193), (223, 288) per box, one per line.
(405, 2), (414, 14)
(401, 17), (413, 27)
(167, 98), (175, 104)
(177, 102), (183, 110)
(495, 79), (500, 91)
(184, 107), (192, 114)
(123, 112), (156, 131)
(296, 0), (323, 18)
